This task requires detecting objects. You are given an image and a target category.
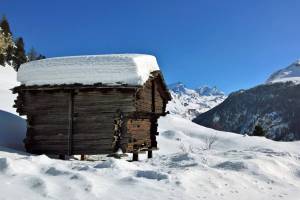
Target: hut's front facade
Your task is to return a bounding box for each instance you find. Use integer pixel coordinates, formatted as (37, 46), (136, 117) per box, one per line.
(13, 54), (171, 160)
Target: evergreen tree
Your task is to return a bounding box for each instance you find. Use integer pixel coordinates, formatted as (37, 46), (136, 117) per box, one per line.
(13, 37), (27, 70)
(0, 16), (12, 36)
(5, 45), (14, 63)
(252, 125), (265, 137)
(27, 47), (38, 61)
(37, 54), (46, 60)
(27, 47), (46, 61)
(0, 16), (14, 66)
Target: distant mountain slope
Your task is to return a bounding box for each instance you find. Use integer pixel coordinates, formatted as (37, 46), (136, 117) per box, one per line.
(266, 60), (300, 84)
(194, 61), (300, 141)
(167, 82), (226, 120)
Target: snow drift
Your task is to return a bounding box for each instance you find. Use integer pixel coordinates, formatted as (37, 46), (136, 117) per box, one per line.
(17, 54), (160, 86)
(0, 64), (18, 114)
(0, 110), (26, 151)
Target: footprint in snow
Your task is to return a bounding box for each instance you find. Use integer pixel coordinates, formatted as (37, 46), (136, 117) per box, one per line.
(0, 157), (9, 172)
(135, 170), (168, 181)
(213, 161), (247, 171)
(44, 166), (71, 176)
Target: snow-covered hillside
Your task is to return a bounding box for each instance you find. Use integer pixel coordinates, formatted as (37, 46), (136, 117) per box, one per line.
(0, 64), (18, 114)
(266, 60), (300, 84)
(0, 64), (26, 150)
(167, 82), (226, 120)
(195, 60), (300, 141)
(1, 115), (300, 200)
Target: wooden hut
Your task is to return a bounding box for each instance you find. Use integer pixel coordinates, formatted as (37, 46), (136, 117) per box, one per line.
(13, 54), (171, 160)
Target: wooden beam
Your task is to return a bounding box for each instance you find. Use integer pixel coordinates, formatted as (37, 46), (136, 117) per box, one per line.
(68, 90), (74, 156)
(132, 152), (139, 161)
(147, 150), (153, 158)
(151, 80), (155, 113)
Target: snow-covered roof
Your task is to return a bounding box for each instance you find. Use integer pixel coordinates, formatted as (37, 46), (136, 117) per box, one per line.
(17, 54), (160, 86)
(266, 60), (300, 84)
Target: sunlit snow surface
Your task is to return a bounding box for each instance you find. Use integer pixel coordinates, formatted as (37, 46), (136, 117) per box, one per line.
(18, 54), (160, 86)
(1, 115), (300, 200)
(0, 64), (18, 114)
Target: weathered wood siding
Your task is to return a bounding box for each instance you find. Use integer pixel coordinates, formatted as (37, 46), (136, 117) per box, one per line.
(72, 90), (136, 154)
(14, 73), (170, 156)
(126, 119), (152, 152)
(23, 91), (70, 154)
(136, 79), (166, 114)
(20, 89), (136, 155)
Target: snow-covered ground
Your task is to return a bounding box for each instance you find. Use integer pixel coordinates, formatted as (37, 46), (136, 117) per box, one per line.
(0, 64), (18, 114)
(1, 115), (300, 200)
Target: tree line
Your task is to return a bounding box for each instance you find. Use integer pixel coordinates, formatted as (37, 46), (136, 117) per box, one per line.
(0, 16), (45, 71)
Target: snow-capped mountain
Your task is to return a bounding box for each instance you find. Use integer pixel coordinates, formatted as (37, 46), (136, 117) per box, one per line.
(194, 60), (300, 141)
(167, 82), (226, 120)
(266, 60), (300, 84)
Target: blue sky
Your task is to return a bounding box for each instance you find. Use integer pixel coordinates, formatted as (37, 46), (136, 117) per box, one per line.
(2, 0), (300, 93)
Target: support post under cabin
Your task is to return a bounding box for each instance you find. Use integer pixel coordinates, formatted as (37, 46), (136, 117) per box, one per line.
(132, 151), (139, 161)
(148, 150), (152, 158)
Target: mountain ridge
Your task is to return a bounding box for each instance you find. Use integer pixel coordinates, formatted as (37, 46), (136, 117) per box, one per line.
(194, 60), (300, 141)
(167, 82), (226, 120)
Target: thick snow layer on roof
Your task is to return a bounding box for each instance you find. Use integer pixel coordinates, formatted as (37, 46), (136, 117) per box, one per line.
(266, 60), (300, 84)
(17, 54), (160, 86)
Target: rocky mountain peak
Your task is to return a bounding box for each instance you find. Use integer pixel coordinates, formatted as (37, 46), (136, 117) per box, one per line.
(196, 85), (225, 96)
(167, 82), (226, 120)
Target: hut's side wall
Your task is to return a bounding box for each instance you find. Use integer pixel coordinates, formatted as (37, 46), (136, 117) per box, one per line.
(18, 88), (137, 155)
(131, 77), (169, 151)
(72, 90), (136, 154)
(126, 118), (152, 152)
(22, 91), (70, 154)
(135, 79), (166, 114)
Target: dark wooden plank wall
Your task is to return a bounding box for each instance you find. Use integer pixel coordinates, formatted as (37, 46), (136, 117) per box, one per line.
(15, 75), (170, 156)
(21, 89), (136, 155)
(136, 79), (166, 114)
(23, 91), (70, 154)
(72, 90), (136, 154)
(126, 119), (151, 152)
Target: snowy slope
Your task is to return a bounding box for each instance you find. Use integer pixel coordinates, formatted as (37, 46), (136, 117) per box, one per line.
(0, 110), (26, 150)
(0, 64), (26, 150)
(167, 82), (226, 120)
(18, 54), (159, 86)
(0, 64), (18, 114)
(1, 115), (300, 200)
(266, 60), (300, 84)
